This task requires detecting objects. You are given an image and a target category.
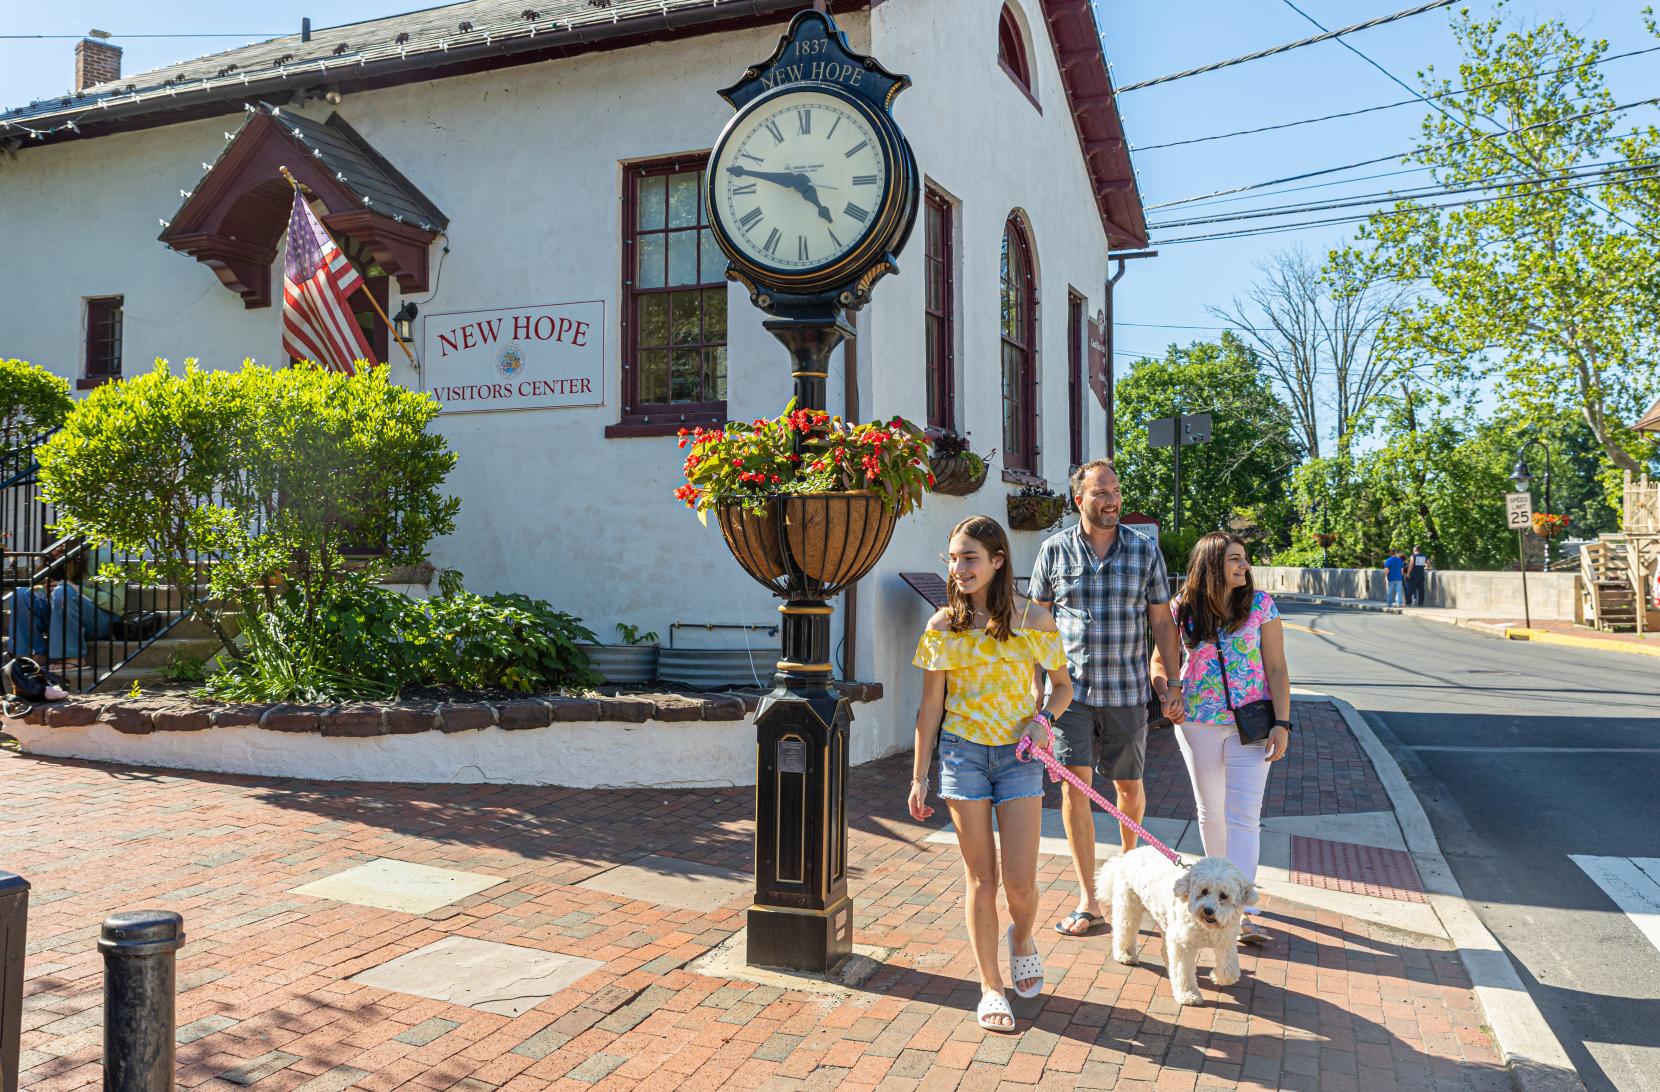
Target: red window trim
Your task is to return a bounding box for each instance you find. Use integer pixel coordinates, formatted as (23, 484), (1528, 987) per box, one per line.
(607, 152), (727, 440)
(997, 5), (1041, 113)
(1068, 290), (1085, 469)
(84, 296), (123, 382)
(1000, 216), (1038, 474)
(923, 187), (956, 431)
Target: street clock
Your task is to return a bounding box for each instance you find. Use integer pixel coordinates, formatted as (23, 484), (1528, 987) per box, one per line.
(705, 10), (918, 309)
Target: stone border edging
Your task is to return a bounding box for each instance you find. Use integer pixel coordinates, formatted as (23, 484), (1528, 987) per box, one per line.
(16, 682), (885, 737)
(1308, 690), (1584, 1092)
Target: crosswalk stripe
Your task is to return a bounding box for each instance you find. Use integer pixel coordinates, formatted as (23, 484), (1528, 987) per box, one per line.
(1570, 854), (1660, 957)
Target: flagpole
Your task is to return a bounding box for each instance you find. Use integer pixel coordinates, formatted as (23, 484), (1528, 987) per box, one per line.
(279, 165), (419, 367)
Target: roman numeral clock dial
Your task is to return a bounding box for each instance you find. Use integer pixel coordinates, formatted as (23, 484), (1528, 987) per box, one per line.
(709, 88), (890, 281)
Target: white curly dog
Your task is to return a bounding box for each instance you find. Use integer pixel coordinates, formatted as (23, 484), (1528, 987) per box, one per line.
(1095, 846), (1255, 1005)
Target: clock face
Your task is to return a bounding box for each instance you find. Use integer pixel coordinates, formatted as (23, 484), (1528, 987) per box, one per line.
(711, 89), (889, 275)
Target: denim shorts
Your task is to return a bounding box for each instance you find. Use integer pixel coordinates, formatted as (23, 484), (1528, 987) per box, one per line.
(936, 731), (1045, 806)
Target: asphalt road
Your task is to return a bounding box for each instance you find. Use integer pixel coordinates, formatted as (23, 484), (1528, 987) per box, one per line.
(1280, 602), (1660, 1092)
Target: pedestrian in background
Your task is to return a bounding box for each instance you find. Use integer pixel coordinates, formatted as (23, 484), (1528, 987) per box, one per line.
(1405, 545), (1429, 607)
(909, 515), (1072, 1032)
(1383, 550), (1405, 607)
(1152, 532), (1293, 945)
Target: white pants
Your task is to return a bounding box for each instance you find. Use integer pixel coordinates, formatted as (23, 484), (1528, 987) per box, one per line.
(1175, 721), (1272, 904)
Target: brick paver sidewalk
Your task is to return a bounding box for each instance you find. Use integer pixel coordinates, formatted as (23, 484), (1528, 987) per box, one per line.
(2, 700), (1506, 1090)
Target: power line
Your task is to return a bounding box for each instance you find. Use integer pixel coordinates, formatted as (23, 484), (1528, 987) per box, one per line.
(1114, 0), (1457, 93)
(1115, 321), (1234, 330)
(1163, 129), (1648, 213)
(1148, 158), (1660, 230)
(1147, 94), (1660, 209)
(1276, 0), (1659, 243)
(1131, 43), (1660, 151)
(0, 33), (284, 40)
(1150, 172), (1650, 245)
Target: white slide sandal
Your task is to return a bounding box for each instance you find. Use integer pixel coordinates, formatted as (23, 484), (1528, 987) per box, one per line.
(977, 989), (1016, 1032)
(1007, 924), (1044, 999)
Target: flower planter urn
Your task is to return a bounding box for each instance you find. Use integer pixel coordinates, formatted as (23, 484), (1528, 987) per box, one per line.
(1006, 493), (1064, 532)
(715, 492), (898, 599)
(929, 453), (988, 497)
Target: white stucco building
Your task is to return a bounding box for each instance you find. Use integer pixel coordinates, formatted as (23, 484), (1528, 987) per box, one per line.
(0, 0), (1147, 772)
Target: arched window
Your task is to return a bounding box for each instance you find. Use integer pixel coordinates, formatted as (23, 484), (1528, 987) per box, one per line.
(998, 4), (1034, 100)
(1000, 215), (1038, 473)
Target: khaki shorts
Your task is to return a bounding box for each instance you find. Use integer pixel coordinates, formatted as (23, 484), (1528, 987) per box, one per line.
(1051, 703), (1148, 780)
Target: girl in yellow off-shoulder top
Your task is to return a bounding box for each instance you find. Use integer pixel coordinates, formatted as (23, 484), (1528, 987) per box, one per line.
(910, 515), (1073, 1033)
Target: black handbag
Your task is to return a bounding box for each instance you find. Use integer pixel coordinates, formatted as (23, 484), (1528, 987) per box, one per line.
(1214, 640), (1276, 745)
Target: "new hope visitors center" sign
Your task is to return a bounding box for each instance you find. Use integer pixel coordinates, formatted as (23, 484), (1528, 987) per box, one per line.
(421, 301), (605, 414)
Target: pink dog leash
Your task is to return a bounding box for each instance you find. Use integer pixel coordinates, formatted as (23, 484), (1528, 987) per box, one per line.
(1015, 735), (1187, 868)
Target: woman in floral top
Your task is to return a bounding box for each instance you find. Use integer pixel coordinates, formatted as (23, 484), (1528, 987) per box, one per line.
(1151, 532), (1292, 945)
(910, 516), (1072, 1032)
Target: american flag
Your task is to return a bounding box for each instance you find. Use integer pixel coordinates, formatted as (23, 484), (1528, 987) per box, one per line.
(281, 189), (373, 374)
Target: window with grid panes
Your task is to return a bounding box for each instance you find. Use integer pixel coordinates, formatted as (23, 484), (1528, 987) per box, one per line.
(1000, 218), (1037, 472)
(84, 296), (123, 385)
(618, 158), (727, 432)
(923, 188), (955, 430)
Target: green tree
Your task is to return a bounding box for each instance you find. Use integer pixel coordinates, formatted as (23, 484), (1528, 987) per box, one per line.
(0, 358), (74, 441)
(1337, 2), (1660, 477)
(1113, 334), (1302, 547)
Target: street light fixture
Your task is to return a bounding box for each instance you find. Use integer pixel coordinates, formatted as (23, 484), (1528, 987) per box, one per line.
(1509, 458), (1531, 494)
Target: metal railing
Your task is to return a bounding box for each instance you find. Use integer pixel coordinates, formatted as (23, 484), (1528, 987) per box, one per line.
(0, 429), (194, 695)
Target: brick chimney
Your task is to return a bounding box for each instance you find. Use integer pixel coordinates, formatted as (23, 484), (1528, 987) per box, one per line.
(75, 38), (122, 92)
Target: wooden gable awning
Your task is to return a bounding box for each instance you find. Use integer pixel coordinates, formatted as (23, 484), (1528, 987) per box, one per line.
(1638, 395), (1660, 433)
(159, 104), (447, 309)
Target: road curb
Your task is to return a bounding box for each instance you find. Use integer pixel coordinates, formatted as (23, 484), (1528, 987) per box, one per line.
(1314, 692), (1585, 1092)
(1504, 626), (1660, 659)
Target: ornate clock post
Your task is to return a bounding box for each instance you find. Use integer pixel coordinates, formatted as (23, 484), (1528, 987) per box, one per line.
(704, 10), (919, 972)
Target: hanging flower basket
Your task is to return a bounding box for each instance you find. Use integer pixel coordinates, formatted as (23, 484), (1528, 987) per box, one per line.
(930, 452), (989, 496)
(927, 431), (991, 497)
(716, 492), (898, 599)
(1007, 490), (1065, 532)
(1531, 512), (1571, 540)
(1313, 532), (1337, 548)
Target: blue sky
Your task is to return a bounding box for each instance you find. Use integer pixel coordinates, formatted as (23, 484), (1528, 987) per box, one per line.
(4, 1), (1656, 443)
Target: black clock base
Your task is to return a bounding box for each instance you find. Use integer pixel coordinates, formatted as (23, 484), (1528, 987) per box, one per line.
(746, 897), (854, 974)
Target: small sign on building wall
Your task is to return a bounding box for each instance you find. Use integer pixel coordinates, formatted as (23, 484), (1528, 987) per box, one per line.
(421, 301), (605, 414)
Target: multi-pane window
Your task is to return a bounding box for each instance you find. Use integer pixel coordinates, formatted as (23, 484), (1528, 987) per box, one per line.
(1068, 292), (1085, 468)
(998, 5), (1034, 98)
(923, 188), (955, 430)
(1000, 217), (1037, 472)
(622, 158), (727, 424)
(84, 296), (123, 382)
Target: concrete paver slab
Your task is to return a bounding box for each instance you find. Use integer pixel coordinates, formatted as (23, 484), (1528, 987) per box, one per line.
(349, 935), (604, 1016)
(291, 856), (503, 913)
(573, 852), (751, 911)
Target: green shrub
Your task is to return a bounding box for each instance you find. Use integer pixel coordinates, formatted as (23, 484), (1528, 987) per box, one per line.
(38, 360), (459, 658)
(203, 571), (600, 704)
(0, 358), (74, 441)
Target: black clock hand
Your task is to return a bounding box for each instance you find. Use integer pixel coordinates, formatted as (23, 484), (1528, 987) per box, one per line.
(795, 179), (835, 225)
(727, 165), (809, 189)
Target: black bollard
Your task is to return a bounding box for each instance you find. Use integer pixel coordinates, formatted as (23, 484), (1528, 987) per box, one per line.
(1, 873), (28, 1092)
(99, 911), (184, 1092)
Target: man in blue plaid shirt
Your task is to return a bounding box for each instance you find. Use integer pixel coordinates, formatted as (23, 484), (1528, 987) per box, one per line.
(1031, 459), (1185, 937)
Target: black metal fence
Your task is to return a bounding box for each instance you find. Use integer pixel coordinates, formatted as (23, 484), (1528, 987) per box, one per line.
(0, 429), (187, 695)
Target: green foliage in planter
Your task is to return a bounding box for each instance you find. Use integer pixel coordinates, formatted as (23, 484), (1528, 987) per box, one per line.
(37, 360), (459, 658)
(203, 570), (600, 704)
(615, 622), (660, 646)
(0, 358), (74, 440)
